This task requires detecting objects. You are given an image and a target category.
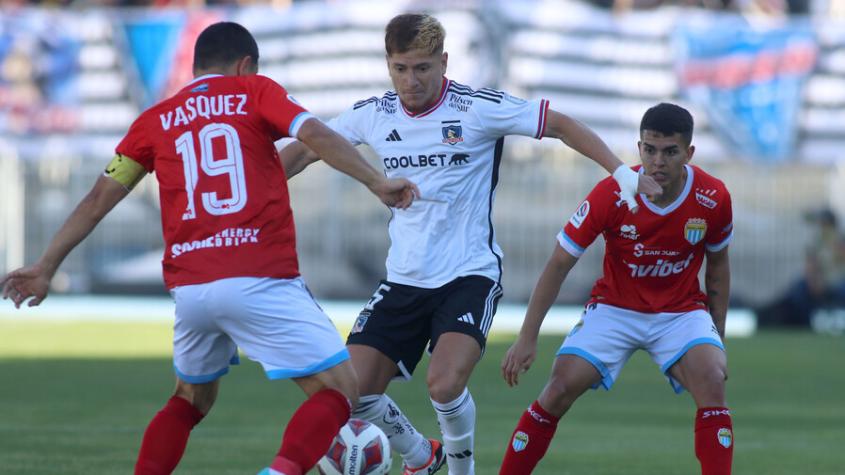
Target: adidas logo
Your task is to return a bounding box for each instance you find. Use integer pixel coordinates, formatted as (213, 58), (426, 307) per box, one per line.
(448, 450), (473, 459)
(457, 312), (475, 325)
(385, 129), (402, 141)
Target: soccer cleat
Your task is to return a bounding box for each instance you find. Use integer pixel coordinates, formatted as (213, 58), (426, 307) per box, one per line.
(401, 439), (446, 475)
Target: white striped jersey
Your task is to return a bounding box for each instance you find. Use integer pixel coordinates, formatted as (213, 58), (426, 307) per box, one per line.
(328, 78), (549, 288)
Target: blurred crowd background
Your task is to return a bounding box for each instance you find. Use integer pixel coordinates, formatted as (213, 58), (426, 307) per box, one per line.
(1, 0), (844, 330)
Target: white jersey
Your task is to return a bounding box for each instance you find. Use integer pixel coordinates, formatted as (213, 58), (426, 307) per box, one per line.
(329, 78), (549, 288)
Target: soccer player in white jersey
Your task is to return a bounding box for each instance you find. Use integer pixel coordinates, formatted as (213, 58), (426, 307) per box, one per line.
(499, 103), (733, 474)
(280, 13), (661, 475)
(1, 22), (418, 475)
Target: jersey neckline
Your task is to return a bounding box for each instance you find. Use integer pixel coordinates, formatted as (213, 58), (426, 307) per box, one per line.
(639, 164), (694, 216)
(400, 78), (450, 119)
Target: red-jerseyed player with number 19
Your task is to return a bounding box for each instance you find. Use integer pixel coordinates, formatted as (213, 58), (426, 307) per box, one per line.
(500, 103), (734, 475)
(1, 22), (418, 475)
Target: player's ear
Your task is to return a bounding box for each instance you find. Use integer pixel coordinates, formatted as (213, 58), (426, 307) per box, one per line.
(686, 144), (695, 162)
(441, 51), (448, 73)
(236, 55), (257, 76)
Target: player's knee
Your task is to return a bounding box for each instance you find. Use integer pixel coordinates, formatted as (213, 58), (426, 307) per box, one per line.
(174, 382), (217, 415)
(426, 373), (465, 403)
(539, 376), (580, 416)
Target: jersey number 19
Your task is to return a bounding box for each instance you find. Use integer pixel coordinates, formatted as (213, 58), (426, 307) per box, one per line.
(175, 122), (248, 220)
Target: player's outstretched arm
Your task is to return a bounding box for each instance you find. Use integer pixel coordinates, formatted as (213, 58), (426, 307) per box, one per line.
(1, 176), (129, 308)
(543, 110), (661, 210)
(502, 245), (579, 387)
(295, 118), (419, 209)
(705, 247), (731, 338)
(278, 140), (320, 179)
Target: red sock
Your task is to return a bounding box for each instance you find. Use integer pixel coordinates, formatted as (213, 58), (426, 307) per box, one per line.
(135, 396), (204, 475)
(499, 400), (560, 475)
(270, 388), (351, 475)
(695, 407), (733, 475)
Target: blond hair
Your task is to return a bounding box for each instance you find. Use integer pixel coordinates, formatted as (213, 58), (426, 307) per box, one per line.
(385, 13), (445, 56)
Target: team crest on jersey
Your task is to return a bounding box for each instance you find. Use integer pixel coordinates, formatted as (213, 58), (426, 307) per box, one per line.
(684, 218), (707, 244)
(569, 201), (590, 228)
(351, 312), (370, 334)
(512, 431), (529, 452)
(442, 121), (464, 145)
(717, 428), (733, 448)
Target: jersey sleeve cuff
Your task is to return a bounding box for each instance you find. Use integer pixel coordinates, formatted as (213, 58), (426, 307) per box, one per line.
(705, 229), (733, 252)
(557, 230), (585, 257)
(289, 112), (316, 138)
(535, 99), (549, 139)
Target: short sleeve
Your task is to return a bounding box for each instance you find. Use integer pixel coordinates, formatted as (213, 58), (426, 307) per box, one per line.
(477, 92), (549, 139)
(557, 181), (613, 257)
(705, 188), (733, 252)
(326, 100), (376, 146)
(253, 75), (314, 140)
(115, 114), (156, 172)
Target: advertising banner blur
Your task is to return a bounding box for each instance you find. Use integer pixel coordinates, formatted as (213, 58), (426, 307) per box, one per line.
(675, 16), (818, 162)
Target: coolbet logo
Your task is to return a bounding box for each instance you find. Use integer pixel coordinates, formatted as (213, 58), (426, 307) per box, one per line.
(684, 218), (708, 245)
(171, 227), (259, 257)
(620, 224), (639, 240)
(512, 432), (529, 452)
(442, 120), (464, 145)
(569, 201), (590, 228)
(382, 153), (471, 170)
(627, 253), (694, 278)
(717, 428), (733, 448)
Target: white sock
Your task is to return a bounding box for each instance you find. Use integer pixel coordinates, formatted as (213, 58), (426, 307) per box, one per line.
(431, 388), (476, 475)
(352, 394), (432, 467)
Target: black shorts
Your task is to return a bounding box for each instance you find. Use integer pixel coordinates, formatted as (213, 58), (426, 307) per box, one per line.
(346, 275), (503, 379)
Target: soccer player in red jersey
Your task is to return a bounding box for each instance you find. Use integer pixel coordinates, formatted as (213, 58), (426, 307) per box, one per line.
(1, 22), (418, 475)
(500, 103), (734, 475)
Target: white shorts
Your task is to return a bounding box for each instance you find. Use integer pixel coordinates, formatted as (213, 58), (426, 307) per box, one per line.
(170, 276), (348, 383)
(557, 303), (724, 393)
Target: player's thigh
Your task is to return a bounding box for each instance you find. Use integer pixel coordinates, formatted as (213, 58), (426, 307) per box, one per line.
(427, 332), (482, 402)
(214, 277), (349, 380)
(171, 282), (239, 384)
(648, 309), (725, 395)
(668, 344), (728, 407)
(347, 280), (435, 381)
(538, 354), (602, 417)
(294, 359), (359, 406)
(557, 303), (644, 391)
(347, 344), (399, 395)
(430, 275), (502, 357)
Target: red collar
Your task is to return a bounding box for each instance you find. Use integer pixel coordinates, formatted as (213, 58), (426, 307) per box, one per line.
(401, 78), (450, 118)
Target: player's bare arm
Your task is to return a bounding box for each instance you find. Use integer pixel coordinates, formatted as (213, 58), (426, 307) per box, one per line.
(295, 118), (419, 208)
(705, 246), (731, 338)
(278, 140), (320, 179)
(2, 174), (133, 308)
(502, 245), (579, 387)
(543, 110), (662, 209)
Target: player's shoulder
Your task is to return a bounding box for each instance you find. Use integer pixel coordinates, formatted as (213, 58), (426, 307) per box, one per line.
(350, 90), (398, 115)
(446, 80), (506, 106)
(690, 165), (730, 208)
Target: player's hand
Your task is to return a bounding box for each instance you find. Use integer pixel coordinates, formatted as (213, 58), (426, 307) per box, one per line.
(369, 177), (420, 209)
(1, 263), (52, 309)
(501, 336), (537, 387)
(612, 165), (661, 213)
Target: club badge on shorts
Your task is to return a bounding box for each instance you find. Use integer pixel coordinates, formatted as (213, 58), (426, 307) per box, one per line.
(717, 427), (733, 448)
(512, 431), (529, 452)
(684, 218), (707, 245)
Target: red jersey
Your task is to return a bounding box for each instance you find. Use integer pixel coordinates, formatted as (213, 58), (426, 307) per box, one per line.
(558, 165), (733, 313)
(116, 74), (313, 289)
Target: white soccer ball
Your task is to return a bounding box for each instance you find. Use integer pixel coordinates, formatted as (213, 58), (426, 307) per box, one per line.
(317, 418), (392, 475)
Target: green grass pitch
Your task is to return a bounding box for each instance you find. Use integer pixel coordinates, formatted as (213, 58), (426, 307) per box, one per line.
(0, 322), (843, 474)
